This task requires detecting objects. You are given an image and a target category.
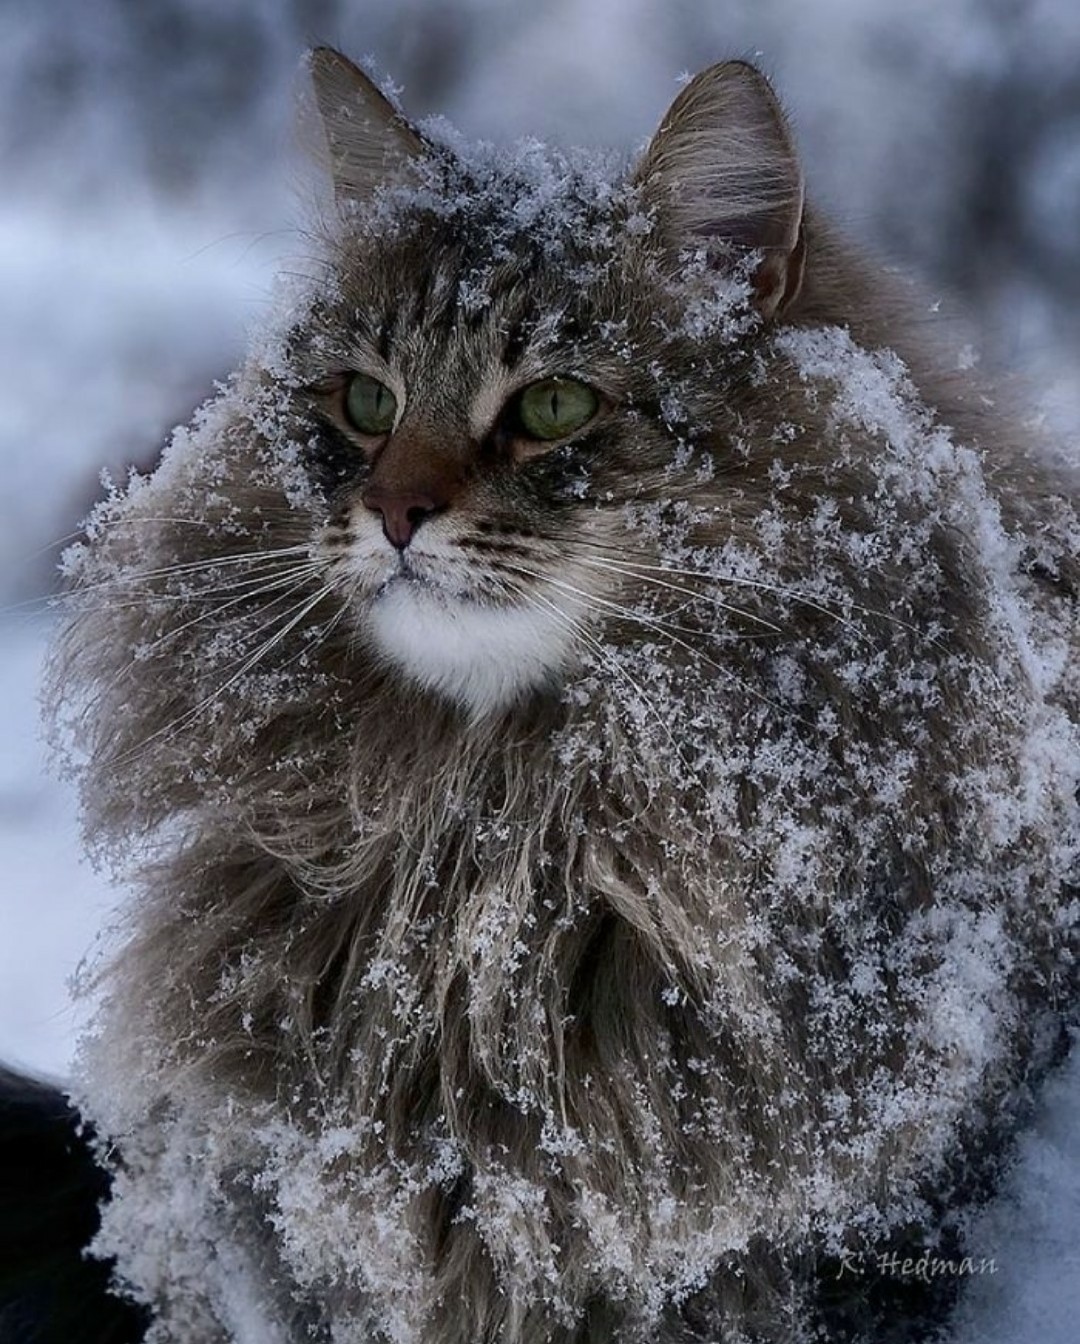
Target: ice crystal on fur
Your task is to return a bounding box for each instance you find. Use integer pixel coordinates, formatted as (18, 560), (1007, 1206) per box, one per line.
(48, 50), (1079, 1344)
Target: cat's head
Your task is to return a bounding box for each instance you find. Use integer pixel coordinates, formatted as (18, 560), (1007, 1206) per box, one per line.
(279, 49), (808, 718)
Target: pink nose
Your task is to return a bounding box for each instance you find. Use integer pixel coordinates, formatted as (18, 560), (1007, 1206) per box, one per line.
(361, 487), (441, 550)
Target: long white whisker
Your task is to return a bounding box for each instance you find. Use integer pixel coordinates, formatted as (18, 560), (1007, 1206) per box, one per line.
(586, 554), (873, 641)
(15, 547), (317, 618)
(119, 564), (326, 662)
(111, 584), (337, 768)
(500, 560), (815, 730)
(499, 560), (719, 651)
(561, 538), (922, 642)
(19, 515), (247, 571)
(82, 544), (313, 586)
(91, 571), (326, 708)
(507, 579), (691, 770)
(571, 555), (782, 635)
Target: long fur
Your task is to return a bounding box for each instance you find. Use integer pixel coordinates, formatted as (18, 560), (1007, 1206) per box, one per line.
(31, 54), (1080, 1344)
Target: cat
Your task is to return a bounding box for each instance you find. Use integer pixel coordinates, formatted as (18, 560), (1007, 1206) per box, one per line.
(6, 44), (1079, 1344)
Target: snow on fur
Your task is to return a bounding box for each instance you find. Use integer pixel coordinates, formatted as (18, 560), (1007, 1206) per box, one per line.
(48, 59), (1080, 1344)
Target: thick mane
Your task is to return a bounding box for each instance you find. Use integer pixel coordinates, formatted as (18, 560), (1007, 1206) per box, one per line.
(45, 57), (1080, 1344)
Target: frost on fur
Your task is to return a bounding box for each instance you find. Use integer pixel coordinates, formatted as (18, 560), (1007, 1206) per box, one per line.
(48, 53), (1080, 1344)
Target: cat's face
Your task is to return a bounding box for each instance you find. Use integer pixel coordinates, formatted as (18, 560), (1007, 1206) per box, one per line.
(295, 201), (677, 716)
(273, 54), (805, 718)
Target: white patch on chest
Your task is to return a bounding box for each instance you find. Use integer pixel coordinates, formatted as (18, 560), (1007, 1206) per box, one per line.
(365, 581), (575, 718)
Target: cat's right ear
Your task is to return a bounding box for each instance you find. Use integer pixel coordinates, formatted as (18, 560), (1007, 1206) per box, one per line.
(634, 62), (806, 318)
(303, 47), (426, 209)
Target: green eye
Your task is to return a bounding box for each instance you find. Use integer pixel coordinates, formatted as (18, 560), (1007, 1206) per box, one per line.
(345, 374), (397, 435)
(517, 379), (599, 441)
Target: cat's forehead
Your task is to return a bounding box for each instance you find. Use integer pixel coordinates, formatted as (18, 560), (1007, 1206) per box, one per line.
(301, 185), (634, 394)
(334, 142), (633, 309)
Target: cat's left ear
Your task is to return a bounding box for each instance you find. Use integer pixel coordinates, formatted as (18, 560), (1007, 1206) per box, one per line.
(304, 47), (427, 208)
(634, 62), (806, 318)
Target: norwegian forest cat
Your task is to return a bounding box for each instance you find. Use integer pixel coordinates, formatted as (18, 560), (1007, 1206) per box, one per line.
(3, 45), (1079, 1344)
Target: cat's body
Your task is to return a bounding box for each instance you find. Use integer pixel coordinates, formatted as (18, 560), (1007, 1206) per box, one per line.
(17, 50), (1080, 1344)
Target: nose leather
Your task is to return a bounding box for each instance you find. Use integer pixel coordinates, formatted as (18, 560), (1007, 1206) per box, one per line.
(362, 488), (440, 549)
(360, 425), (469, 550)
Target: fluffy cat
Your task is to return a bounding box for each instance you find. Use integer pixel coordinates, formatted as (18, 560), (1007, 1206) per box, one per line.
(24, 46), (1080, 1344)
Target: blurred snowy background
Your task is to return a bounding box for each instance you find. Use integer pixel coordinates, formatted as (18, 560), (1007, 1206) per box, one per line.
(1, 2), (1078, 1337)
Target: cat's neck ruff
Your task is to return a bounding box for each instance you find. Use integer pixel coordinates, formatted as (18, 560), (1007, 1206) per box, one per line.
(44, 46), (1080, 1344)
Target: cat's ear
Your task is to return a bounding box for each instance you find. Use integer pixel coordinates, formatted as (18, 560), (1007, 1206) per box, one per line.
(635, 62), (806, 318)
(303, 47), (427, 208)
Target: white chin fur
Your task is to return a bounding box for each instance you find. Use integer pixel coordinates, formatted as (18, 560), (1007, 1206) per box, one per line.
(365, 583), (573, 718)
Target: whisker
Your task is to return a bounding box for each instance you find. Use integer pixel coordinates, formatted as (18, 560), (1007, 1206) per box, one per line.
(31, 546), (316, 610)
(571, 555), (783, 635)
(0, 555), (315, 622)
(110, 583), (338, 768)
(21, 516), (242, 569)
(498, 559), (726, 650)
(552, 534), (924, 643)
(586, 554), (873, 642)
(506, 579), (691, 772)
(89, 570), (326, 709)
(499, 560), (816, 731)
(114, 564), (326, 663)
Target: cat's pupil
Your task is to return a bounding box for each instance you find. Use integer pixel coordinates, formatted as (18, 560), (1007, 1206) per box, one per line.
(517, 378), (598, 439)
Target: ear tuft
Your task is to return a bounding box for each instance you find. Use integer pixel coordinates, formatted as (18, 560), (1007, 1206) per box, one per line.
(303, 47), (426, 210)
(636, 62), (806, 318)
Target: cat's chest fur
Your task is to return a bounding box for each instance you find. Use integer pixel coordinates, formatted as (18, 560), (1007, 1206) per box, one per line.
(47, 45), (1080, 1344)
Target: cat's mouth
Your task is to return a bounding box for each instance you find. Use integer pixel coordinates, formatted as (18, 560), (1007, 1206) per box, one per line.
(372, 549), (485, 603)
(375, 553), (426, 593)
(337, 542), (577, 717)
(320, 520), (584, 715)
